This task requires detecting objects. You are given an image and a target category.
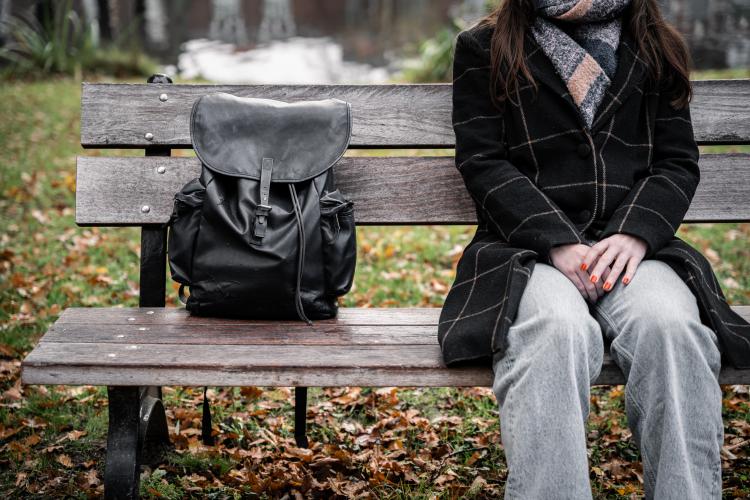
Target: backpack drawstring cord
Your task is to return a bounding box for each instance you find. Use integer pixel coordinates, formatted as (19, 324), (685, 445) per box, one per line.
(288, 184), (313, 325)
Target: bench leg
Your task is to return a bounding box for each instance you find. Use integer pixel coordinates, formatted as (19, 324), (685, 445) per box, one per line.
(139, 386), (172, 464)
(105, 387), (141, 499)
(104, 386), (172, 500)
(294, 386), (309, 448)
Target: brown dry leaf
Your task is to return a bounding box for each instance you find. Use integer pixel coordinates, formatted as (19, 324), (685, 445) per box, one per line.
(467, 475), (487, 495)
(23, 433), (41, 447)
(84, 469), (100, 487)
(15, 472), (27, 487)
(430, 278), (448, 293)
(240, 386), (263, 399)
(0, 359), (21, 377)
(0, 425), (22, 440)
(705, 247), (720, 264)
(56, 454), (73, 467)
(0, 344), (16, 357)
(465, 450), (483, 466)
(3, 386), (23, 401)
(434, 469), (458, 485)
(265, 387), (292, 401)
(60, 429), (87, 442)
(330, 387), (362, 406)
(284, 446), (314, 462)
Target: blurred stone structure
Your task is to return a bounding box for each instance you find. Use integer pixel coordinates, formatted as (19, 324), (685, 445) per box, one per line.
(209, 0), (248, 44)
(661, 0), (750, 68)
(257, 0), (295, 42)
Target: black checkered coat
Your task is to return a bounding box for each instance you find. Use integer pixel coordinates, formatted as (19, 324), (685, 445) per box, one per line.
(438, 23), (750, 369)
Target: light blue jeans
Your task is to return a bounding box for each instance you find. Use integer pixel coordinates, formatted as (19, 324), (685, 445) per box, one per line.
(492, 258), (723, 499)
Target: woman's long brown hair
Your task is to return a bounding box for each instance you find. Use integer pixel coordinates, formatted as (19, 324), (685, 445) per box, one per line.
(473, 0), (693, 111)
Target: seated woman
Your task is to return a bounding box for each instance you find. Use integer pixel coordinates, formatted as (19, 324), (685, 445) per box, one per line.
(438, 0), (750, 498)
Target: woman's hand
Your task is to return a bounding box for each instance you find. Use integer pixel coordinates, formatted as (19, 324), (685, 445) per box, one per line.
(580, 234), (648, 292)
(549, 243), (612, 303)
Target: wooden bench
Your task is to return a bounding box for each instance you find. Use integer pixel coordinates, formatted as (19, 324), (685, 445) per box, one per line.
(21, 74), (750, 498)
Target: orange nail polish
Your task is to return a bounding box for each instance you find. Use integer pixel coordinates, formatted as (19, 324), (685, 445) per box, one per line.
(603, 281), (611, 291)
(590, 275), (598, 283)
(580, 263), (587, 271)
(623, 277), (630, 285)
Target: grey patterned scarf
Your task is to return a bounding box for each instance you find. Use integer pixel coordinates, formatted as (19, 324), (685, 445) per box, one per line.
(530, 0), (632, 129)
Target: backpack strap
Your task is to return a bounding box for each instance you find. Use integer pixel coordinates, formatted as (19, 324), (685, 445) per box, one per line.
(253, 157), (274, 239)
(201, 386), (214, 445)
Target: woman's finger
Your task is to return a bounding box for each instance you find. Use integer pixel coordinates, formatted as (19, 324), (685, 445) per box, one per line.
(588, 247), (617, 285)
(575, 267), (599, 302)
(570, 271), (589, 299)
(596, 266), (612, 298)
(620, 256), (642, 286)
(564, 270), (589, 300)
(603, 254), (629, 292)
(581, 240), (608, 272)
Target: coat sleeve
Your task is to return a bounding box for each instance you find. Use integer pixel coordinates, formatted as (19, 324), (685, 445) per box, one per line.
(452, 30), (583, 262)
(598, 77), (700, 259)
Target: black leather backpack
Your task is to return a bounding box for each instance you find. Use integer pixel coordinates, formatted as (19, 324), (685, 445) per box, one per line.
(167, 93), (357, 322)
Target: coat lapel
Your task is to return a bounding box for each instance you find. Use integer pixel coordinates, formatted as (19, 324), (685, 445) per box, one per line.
(523, 31), (579, 120)
(523, 27), (649, 134)
(588, 29), (650, 133)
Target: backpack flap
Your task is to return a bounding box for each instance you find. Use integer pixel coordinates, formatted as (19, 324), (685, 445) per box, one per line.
(190, 92), (352, 182)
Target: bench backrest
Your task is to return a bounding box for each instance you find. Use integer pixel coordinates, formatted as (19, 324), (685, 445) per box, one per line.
(77, 79), (750, 306)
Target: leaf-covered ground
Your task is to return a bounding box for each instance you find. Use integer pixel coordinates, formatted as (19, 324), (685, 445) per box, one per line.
(1, 78), (749, 498)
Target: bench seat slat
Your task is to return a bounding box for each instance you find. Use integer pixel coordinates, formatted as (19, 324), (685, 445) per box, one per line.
(80, 80), (750, 148)
(21, 306), (750, 387)
(56, 306), (441, 325)
(75, 153), (750, 226)
(43, 324), (439, 345)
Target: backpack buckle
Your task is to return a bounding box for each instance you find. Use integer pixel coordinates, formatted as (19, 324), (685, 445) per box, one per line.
(254, 158), (274, 239)
(254, 204), (272, 238)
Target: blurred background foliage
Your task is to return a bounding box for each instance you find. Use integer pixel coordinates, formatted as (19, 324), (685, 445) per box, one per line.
(0, 0), (157, 79)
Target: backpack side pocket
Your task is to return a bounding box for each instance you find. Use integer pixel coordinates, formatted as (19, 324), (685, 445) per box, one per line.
(168, 178), (205, 288)
(319, 189), (357, 296)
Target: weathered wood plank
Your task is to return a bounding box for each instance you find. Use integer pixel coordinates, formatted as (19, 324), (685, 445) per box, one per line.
(21, 343), (472, 369)
(52, 305), (750, 326)
(75, 153), (750, 226)
(42, 306), (750, 345)
(18, 341), (618, 386)
(75, 155), (476, 226)
(23, 365), (496, 387)
(19, 342), (750, 387)
(42, 324), (440, 345)
(80, 81), (750, 148)
(56, 307), (442, 325)
(21, 306), (750, 386)
(81, 83), (453, 149)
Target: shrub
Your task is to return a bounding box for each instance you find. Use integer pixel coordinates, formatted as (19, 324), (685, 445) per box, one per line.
(0, 0), (157, 79)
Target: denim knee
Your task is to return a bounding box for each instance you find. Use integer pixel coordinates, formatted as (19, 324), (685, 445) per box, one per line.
(536, 307), (603, 357)
(507, 263), (604, 380)
(596, 260), (721, 375)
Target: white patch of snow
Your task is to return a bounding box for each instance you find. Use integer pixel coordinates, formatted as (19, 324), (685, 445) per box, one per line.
(176, 36), (395, 84)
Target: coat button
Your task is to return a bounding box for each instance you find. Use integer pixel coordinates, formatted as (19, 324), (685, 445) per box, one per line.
(577, 143), (591, 157)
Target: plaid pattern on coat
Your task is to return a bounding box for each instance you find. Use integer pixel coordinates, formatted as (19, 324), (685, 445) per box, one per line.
(438, 23), (750, 369)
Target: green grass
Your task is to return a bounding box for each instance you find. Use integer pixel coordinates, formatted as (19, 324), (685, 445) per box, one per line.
(0, 75), (749, 497)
